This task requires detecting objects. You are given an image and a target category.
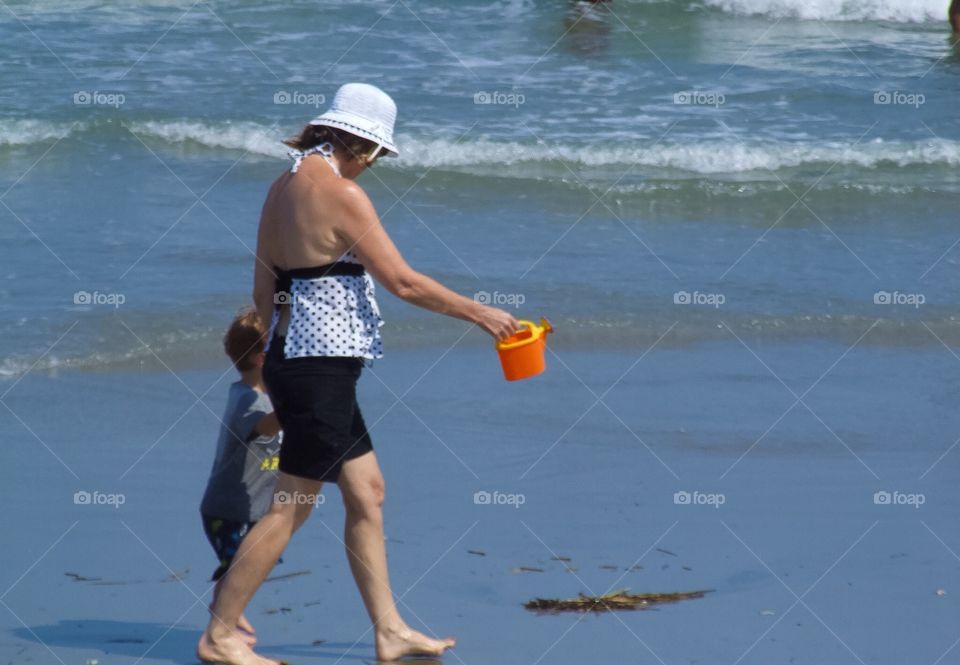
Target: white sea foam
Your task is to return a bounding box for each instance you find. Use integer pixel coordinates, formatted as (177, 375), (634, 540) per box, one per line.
(111, 122), (960, 174)
(395, 135), (960, 173)
(7, 119), (958, 175)
(700, 0), (944, 23)
(0, 119), (78, 146)
(105, 122), (960, 174)
(125, 120), (288, 158)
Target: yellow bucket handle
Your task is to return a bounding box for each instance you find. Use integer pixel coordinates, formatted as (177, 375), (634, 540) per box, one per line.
(496, 319), (542, 351)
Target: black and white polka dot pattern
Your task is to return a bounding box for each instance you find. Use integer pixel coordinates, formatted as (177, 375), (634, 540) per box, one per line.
(270, 252), (384, 360)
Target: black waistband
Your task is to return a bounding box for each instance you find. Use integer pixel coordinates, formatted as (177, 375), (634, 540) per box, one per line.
(274, 261), (365, 296)
(266, 335), (365, 369)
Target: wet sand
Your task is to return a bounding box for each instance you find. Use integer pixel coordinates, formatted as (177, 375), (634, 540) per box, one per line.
(2, 341), (958, 664)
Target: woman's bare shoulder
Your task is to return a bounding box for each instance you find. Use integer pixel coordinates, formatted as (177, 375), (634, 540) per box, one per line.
(260, 172), (287, 213)
(267, 170), (294, 198)
(328, 178), (375, 215)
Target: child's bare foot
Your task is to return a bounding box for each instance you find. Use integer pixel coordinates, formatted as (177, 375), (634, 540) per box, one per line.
(197, 627), (281, 665)
(237, 614), (256, 635)
(208, 602), (256, 646)
(237, 614), (257, 645)
(375, 625), (456, 661)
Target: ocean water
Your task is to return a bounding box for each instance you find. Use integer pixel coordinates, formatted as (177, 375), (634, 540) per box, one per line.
(2, 0), (958, 376)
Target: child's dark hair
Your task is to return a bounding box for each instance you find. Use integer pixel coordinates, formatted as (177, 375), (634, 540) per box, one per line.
(224, 307), (267, 371)
(283, 124), (381, 163)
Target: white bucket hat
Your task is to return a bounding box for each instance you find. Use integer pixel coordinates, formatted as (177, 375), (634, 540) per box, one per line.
(309, 83), (399, 157)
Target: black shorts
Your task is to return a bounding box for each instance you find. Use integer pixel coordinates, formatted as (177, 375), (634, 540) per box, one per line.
(263, 335), (373, 483)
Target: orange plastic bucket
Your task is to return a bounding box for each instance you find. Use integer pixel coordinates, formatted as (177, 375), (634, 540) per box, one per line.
(496, 318), (553, 381)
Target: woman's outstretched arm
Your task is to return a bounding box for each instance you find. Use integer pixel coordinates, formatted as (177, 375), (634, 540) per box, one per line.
(332, 180), (519, 340)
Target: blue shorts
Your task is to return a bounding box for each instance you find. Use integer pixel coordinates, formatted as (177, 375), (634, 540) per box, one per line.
(201, 514), (282, 581)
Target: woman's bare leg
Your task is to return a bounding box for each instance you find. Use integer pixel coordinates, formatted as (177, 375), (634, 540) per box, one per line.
(197, 473), (319, 665)
(337, 452), (456, 661)
(210, 577), (257, 645)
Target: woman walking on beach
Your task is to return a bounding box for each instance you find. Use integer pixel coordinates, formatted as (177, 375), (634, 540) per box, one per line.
(197, 83), (519, 665)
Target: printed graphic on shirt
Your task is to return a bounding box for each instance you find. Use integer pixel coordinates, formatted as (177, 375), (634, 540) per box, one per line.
(260, 431), (281, 471)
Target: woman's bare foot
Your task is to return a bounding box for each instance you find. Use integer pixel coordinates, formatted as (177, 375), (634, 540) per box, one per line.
(375, 625), (456, 661)
(197, 627), (281, 665)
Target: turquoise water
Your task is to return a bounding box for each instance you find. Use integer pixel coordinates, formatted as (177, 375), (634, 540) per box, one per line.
(1, 0), (959, 375)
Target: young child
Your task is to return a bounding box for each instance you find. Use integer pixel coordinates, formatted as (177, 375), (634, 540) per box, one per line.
(200, 307), (282, 643)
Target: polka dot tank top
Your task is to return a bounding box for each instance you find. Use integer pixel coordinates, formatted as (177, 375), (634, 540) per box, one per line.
(266, 251), (384, 360)
(265, 146), (384, 360)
